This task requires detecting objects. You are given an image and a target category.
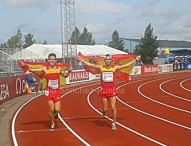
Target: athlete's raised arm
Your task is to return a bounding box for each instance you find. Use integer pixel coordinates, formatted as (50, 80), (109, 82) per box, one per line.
(114, 55), (141, 71)
(77, 55), (102, 70)
(60, 66), (73, 78)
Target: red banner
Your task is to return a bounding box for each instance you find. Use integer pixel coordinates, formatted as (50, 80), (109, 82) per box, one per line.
(0, 75), (27, 104)
(141, 65), (158, 75)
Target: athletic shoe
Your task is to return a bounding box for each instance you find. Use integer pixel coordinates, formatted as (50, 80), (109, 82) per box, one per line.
(49, 124), (55, 131)
(112, 122), (117, 131)
(54, 113), (58, 119)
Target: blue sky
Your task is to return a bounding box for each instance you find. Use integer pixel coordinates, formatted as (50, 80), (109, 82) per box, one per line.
(0, 0), (191, 44)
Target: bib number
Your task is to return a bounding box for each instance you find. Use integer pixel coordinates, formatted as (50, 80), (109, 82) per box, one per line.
(48, 79), (59, 89)
(102, 72), (113, 82)
(45, 90), (49, 96)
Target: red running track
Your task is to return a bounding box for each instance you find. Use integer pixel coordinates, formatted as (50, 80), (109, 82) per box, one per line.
(11, 72), (191, 146)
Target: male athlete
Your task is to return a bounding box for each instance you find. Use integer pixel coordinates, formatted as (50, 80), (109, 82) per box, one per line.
(22, 53), (73, 131)
(78, 54), (140, 130)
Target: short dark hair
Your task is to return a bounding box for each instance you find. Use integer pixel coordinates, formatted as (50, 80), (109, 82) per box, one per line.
(48, 53), (56, 59)
(104, 54), (112, 59)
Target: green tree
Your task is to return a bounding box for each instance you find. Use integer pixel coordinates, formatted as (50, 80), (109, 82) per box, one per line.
(134, 23), (159, 64)
(17, 28), (22, 48)
(0, 28), (38, 49)
(6, 28), (23, 49)
(71, 27), (80, 44)
(70, 27), (95, 45)
(23, 33), (36, 48)
(108, 30), (124, 51)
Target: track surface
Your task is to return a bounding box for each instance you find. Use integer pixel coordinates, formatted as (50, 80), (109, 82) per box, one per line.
(12, 72), (191, 146)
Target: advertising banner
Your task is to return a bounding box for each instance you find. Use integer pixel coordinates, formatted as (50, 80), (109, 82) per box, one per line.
(173, 63), (184, 71)
(158, 64), (173, 73)
(184, 63), (191, 70)
(130, 66), (142, 75)
(0, 75), (27, 104)
(141, 65), (158, 75)
(66, 70), (91, 84)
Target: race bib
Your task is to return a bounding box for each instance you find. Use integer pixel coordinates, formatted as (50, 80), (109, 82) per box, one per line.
(48, 79), (59, 89)
(44, 90), (49, 96)
(102, 72), (113, 82)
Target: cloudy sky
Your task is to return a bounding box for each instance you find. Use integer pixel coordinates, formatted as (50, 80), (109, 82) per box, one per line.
(0, 0), (191, 44)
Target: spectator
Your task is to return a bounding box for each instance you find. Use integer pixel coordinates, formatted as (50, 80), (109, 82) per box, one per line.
(26, 73), (42, 93)
(135, 59), (143, 66)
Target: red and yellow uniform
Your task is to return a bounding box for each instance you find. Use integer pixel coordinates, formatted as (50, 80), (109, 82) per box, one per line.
(100, 66), (117, 98)
(44, 66), (61, 102)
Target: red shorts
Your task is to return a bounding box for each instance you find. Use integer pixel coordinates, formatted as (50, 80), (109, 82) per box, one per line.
(44, 88), (61, 102)
(99, 86), (117, 99)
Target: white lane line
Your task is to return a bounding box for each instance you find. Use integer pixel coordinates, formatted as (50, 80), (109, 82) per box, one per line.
(138, 78), (191, 114)
(12, 94), (43, 146)
(180, 78), (191, 93)
(11, 82), (99, 146)
(58, 114), (91, 146)
(116, 80), (191, 131)
(117, 97), (191, 131)
(159, 77), (191, 102)
(11, 81), (109, 146)
(15, 128), (68, 133)
(11, 74), (185, 146)
(59, 82), (103, 146)
(87, 87), (167, 146)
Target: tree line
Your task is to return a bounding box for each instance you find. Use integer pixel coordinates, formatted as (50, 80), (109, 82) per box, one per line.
(0, 23), (159, 64)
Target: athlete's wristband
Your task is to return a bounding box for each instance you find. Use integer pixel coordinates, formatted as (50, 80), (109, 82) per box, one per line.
(65, 69), (72, 73)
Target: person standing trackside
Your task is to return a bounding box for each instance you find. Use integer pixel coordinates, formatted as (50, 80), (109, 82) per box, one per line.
(26, 73), (42, 93)
(21, 53), (73, 131)
(78, 54), (141, 131)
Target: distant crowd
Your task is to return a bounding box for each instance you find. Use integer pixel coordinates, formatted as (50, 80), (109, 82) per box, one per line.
(166, 56), (190, 64)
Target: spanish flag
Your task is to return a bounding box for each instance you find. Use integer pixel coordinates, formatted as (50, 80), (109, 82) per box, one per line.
(78, 52), (137, 81)
(18, 61), (69, 78)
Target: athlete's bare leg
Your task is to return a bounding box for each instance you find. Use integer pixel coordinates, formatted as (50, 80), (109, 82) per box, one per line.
(110, 96), (117, 123)
(102, 98), (108, 115)
(54, 101), (61, 117)
(48, 100), (55, 125)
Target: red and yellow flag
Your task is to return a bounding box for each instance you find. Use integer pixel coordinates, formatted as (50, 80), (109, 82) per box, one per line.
(18, 61), (69, 78)
(78, 52), (137, 81)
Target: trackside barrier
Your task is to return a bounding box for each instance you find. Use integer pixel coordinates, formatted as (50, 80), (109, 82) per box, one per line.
(66, 69), (94, 84)
(158, 64), (173, 73)
(1, 63), (184, 104)
(141, 65), (158, 75)
(65, 64), (175, 85)
(130, 66), (141, 75)
(0, 75), (27, 104)
(184, 63), (191, 70)
(173, 63), (185, 71)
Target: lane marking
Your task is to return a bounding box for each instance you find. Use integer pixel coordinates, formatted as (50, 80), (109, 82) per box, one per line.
(15, 128), (68, 133)
(180, 78), (191, 93)
(159, 77), (191, 102)
(138, 77), (191, 114)
(12, 94), (43, 146)
(59, 82), (104, 146)
(114, 76), (191, 131)
(87, 87), (167, 146)
(12, 73), (189, 146)
(117, 95), (191, 131)
(11, 82), (99, 146)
